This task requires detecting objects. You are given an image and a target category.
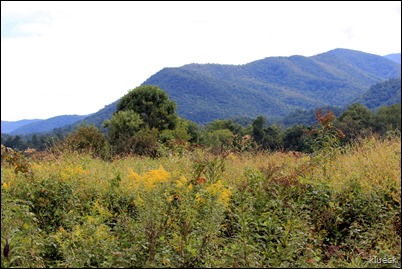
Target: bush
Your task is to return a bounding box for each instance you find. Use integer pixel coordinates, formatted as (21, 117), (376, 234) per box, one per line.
(64, 125), (107, 158)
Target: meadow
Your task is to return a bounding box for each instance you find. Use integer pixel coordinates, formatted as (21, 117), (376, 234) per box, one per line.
(1, 135), (401, 268)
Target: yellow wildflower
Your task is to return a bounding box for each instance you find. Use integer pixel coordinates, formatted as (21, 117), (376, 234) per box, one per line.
(195, 193), (206, 204)
(176, 176), (187, 188)
(206, 180), (232, 207)
(2, 181), (11, 190)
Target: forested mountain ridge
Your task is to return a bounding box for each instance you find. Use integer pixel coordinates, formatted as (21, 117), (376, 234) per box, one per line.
(53, 102), (118, 135)
(2, 48), (400, 135)
(353, 77), (401, 111)
(1, 119), (42, 134)
(142, 48), (400, 123)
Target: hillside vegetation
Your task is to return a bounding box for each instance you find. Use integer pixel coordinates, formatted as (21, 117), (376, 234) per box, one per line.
(353, 77), (401, 111)
(143, 48), (400, 123)
(1, 119), (42, 134)
(2, 49), (400, 137)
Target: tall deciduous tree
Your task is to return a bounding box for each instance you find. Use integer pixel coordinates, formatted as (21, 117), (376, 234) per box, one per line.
(376, 103), (401, 134)
(103, 110), (144, 155)
(117, 85), (178, 131)
(338, 103), (376, 138)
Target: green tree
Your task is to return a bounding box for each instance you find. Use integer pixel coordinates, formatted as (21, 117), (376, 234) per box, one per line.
(29, 134), (40, 149)
(252, 116), (267, 144)
(117, 85), (178, 131)
(159, 118), (192, 154)
(262, 124), (284, 151)
(131, 126), (160, 157)
(283, 124), (311, 152)
(338, 103), (376, 139)
(5, 135), (27, 150)
(252, 116), (284, 150)
(103, 110), (144, 155)
(376, 103), (401, 135)
(205, 129), (234, 153)
(186, 120), (202, 144)
(64, 125), (106, 157)
(205, 119), (244, 135)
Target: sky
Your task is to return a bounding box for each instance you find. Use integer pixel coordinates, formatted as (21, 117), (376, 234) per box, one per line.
(1, 1), (401, 122)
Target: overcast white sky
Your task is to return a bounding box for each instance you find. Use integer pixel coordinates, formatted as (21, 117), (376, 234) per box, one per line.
(1, 1), (401, 121)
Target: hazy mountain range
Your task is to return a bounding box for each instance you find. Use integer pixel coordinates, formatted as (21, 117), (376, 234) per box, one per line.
(2, 115), (87, 135)
(384, 53), (401, 64)
(2, 48), (400, 135)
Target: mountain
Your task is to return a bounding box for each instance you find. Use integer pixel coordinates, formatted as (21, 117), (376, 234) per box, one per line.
(141, 48), (400, 123)
(384, 53), (401, 64)
(52, 101), (118, 134)
(1, 119), (42, 134)
(7, 48), (400, 136)
(352, 77), (401, 111)
(9, 115), (87, 135)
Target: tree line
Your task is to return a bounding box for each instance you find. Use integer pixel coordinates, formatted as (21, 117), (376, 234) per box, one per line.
(1, 85), (400, 157)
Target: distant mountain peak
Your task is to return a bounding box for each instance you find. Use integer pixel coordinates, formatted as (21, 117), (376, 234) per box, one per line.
(140, 48), (400, 123)
(5, 48), (400, 135)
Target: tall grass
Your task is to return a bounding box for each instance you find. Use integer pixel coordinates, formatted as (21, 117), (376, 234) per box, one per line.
(1, 136), (400, 267)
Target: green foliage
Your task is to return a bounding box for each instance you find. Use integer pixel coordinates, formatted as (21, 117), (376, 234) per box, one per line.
(204, 129), (235, 154)
(142, 49), (400, 123)
(262, 124), (284, 151)
(1, 198), (46, 267)
(159, 118), (191, 155)
(376, 103), (401, 135)
(192, 152), (227, 184)
(1, 135), (400, 267)
(64, 124), (106, 157)
(117, 85), (178, 131)
(2, 135), (27, 151)
(280, 106), (344, 127)
(252, 116), (267, 144)
(1, 132), (65, 152)
(185, 119), (202, 144)
(252, 116), (284, 151)
(205, 119), (244, 135)
(338, 103), (377, 140)
(354, 77), (401, 111)
(103, 110), (144, 155)
(221, 167), (313, 267)
(56, 215), (119, 267)
(1, 145), (32, 177)
(283, 124), (311, 152)
(131, 126), (160, 157)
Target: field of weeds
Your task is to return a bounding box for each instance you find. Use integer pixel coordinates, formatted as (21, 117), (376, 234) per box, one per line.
(1, 136), (401, 267)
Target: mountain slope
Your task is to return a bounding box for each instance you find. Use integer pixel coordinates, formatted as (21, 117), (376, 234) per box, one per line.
(384, 53), (401, 64)
(14, 48), (400, 136)
(352, 77), (401, 111)
(142, 48), (400, 123)
(1, 119), (42, 134)
(10, 115), (87, 135)
(52, 101), (119, 134)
